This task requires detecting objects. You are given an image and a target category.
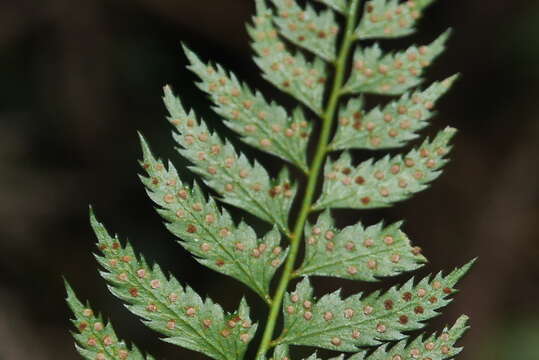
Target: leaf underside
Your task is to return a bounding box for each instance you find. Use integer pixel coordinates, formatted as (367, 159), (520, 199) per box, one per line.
(344, 31), (450, 95)
(271, 0), (340, 62)
(279, 260), (473, 352)
(91, 212), (257, 360)
(357, 0), (437, 40)
(163, 86), (296, 233)
(184, 45), (311, 172)
(331, 75), (457, 151)
(249, 2), (327, 115)
(68, 0), (472, 359)
(299, 210), (426, 281)
(316, 127), (456, 210)
(140, 137), (287, 302)
(270, 315), (468, 359)
(65, 282), (156, 360)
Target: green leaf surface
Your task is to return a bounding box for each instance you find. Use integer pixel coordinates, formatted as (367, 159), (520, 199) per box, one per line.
(163, 86), (296, 233)
(331, 76), (457, 150)
(272, 345), (292, 359)
(90, 212), (258, 360)
(249, 0), (327, 115)
(278, 261), (473, 352)
(298, 210), (426, 281)
(315, 127), (456, 210)
(314, 0), (348, 14)
(273, 316), (468, 360)
(183, 45), (311, 172)
(269, 344), (344, 360)
(356, 0), (437, 40)
(344, 31), (450, 95)
(65, 282), (156, 360)
(271, 0), (339, 62)
(140, 138), (287, 302)
(346, 315), (469, 360)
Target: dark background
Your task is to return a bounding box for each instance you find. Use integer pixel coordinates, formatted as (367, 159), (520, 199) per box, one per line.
(1, 0), (538, 359)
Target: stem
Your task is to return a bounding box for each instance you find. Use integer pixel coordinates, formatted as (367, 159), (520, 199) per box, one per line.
(255, 1), (362, 358)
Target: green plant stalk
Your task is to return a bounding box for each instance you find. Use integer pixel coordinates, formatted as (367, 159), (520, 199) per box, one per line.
(255, 1), (362, 357)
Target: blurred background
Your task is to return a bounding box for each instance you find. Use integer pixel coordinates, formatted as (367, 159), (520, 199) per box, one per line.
(1, 0), (538, 359)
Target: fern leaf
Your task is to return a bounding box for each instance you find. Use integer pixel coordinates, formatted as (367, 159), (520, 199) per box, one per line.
(295, 315), (468, 360)
(183, 45), (311, 172)
(314, 0), (348, 14)
(357, 0), (437, 40)
(249, 0), (327, 115)
(65, 281), (155, 360)
(298, 210), (426, 281)
(90, 212), (257, 360)
(271, 0), (339, 62)
(278, 260), (474, 352)
(315, 127), (456, 211)
(343, 31), (450, 95)
(347, 315), (469, 360)
(163, 86), (296, 233)
(331, 76), (457, 151)
(140, 137), (287, 302)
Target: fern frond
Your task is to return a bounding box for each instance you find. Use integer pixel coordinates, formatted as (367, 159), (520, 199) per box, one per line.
(249, 0), (327, 115)
(140, 137), (287, 302)
(343, 31), (450, 95)
(183, 45), (311, 172)
(277, 260), (474, 352)
(65, 281), (155, 360)
(331, 76), (457, 151)
(357, 0), (437, 40)
(90, 211), (257, 360)
(298, 210), (426, 281)
(66, 0), (471, 359)
(163, 86), (296, 233)
(271, 0), (339, 62)
(314, 0), (348, 14)
(315, 127), (456, 210)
